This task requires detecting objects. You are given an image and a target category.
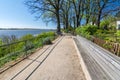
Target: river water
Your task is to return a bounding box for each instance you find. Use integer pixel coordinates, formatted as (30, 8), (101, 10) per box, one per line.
(0, 29), (55, 38)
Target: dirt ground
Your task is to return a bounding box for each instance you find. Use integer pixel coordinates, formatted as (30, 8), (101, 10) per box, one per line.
(0, 36), (86, 80)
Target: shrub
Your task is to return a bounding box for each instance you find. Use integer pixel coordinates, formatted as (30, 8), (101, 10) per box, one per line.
(86, 25), (98, 35)
(100, 20), (109, 29)
(0, 39), (2, 45)
(37, 32), (55, 38)
(20, 34), (33, 40)
(75, 24), (97, 35)
(0, 31), (56, 67)
(43, 37), (52, 45)
(47, 32), (56, 36)
(115, 30), (120, 36)
(103, 42), (112, 50)
(1, 35), (18, 44)
(24, 41), (34, 51)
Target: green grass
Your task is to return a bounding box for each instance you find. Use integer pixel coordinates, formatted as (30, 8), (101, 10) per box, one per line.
(0, 31), (56, 67)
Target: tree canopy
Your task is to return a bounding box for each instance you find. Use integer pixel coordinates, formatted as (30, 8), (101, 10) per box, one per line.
(25, 0), (120, 32)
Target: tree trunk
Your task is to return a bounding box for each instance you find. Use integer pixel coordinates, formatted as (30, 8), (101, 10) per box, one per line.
(73, 16), (76, 29)
(92, 21), (95, 25)
(79, 17), (82, 26)
(76, 14), (80, 27)
(57, 16), (61, 33)
(66, 15), (68, 29)
(97, 10), (102, 28)
(56, 10), (61, 34)
(97, 15), (101, 28)
(86, 18), (89, 25)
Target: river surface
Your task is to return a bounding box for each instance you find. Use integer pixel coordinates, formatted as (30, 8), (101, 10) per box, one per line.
(0, 29), (55, 38)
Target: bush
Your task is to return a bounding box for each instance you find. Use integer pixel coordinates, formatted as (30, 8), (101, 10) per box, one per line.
(43, 37), (52, 45)
(75, 24), (97, 35)
(20, 34), (33, 40)
(100, 20), (109, 29)
(47, 32), (56, 36)
(0, 31), (56, 67)
(0, 39), (2, 45)
(86, 25), (97, 35)
(115, 30), (120, 36)
(24, 41), (34, 51)
(37, 32), (55, 38)
(103, 42), (112, 50)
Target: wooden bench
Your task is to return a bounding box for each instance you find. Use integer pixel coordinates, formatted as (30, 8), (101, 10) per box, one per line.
(74, 36), (120, 80)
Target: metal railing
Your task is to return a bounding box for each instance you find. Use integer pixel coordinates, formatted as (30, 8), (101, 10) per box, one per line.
(0, 35), (55, 67)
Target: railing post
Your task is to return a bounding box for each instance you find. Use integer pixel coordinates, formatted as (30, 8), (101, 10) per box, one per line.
(42, 38), (43, 48)
(24, 40), (27, 57)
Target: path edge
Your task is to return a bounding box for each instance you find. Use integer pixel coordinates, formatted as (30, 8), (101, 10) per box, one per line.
(72, 36), (92, 80)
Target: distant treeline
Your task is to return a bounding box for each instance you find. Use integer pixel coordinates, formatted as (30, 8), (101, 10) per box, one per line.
(0, 28), (56, 30)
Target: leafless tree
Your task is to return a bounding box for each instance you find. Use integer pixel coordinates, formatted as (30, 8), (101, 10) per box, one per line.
(25, 0), (64, 33)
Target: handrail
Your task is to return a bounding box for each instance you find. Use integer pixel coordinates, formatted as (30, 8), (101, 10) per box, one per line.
(0, 35), (55, 67)
(0, 36), (41, 47)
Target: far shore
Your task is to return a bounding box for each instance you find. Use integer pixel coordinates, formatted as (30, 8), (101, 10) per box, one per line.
(0, 28), (56, 30)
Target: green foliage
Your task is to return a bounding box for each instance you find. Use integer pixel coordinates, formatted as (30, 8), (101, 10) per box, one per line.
(109, 26), (116, 31)
(24, 41), (34, 51)
(43, 37), (52, 45)
(0, 39), (2, 45)
(1, 35), (11, 44)
(100, 20), (109, 29)
(94, 29), (116, 42)
(68, 26), (74, 31)
(63, 29), (69, 33)
(94, 30), (105, 38)
(1, 35), (18, 44)
(103, 42), (112, 50)
(47, 32), (56, 36)
(20, 34), (34, 40)
(37, 32), (55, 38)
(0, 32), (56, 67)
(63, 27), (74, 33)
(75, 25), (97, 40)
(100, 16), (116, 30)
(114, 30), (120, 42)
(115, 30), (120, 36)
(86, 25), (98, 35)
(104, 37), (115, 42)
(75, 24), (97, 35)
(75, 24), (117, 42)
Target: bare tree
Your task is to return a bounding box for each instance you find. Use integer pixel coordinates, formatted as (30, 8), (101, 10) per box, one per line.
(25, 0), (64, 33)
(25, 0), (120, 30)
(71, 0), (84, 27)
(84, 0), (97, 24)
(94, 0), (120, 28)
(60, 0), (71, 29)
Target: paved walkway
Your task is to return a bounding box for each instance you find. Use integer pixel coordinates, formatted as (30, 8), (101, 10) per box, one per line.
(0, 36), (86, 80)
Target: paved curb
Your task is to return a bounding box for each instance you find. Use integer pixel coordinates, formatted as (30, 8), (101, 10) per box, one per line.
(72, 36), (92, 80)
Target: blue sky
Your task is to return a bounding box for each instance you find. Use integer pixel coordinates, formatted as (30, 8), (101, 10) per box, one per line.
(0, 0), (55, 29)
